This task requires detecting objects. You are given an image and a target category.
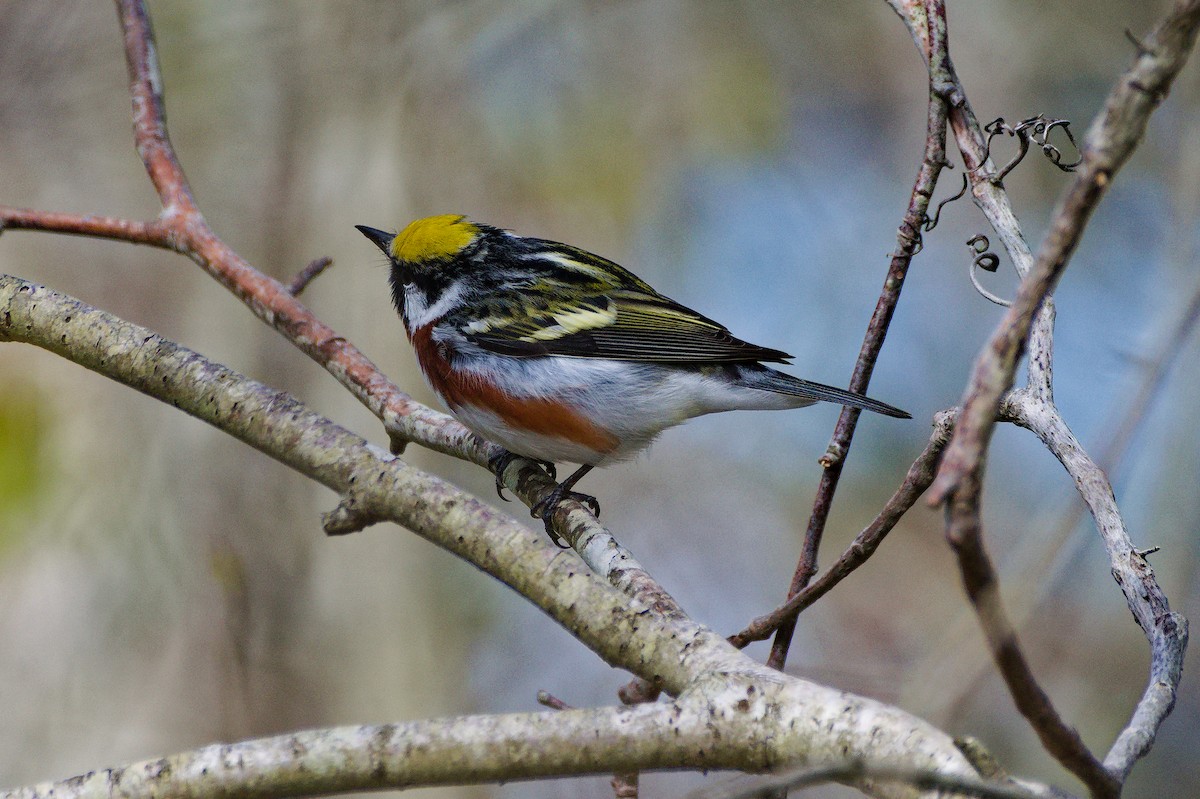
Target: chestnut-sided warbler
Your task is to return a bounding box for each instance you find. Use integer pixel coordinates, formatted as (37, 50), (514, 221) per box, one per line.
(358, 215), (909, 541)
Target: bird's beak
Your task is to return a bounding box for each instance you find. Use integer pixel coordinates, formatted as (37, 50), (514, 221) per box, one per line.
(355, 225), (395, 257)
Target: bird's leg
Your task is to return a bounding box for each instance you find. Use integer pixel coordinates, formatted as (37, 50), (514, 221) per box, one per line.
(488, 451), (556, 501)
(531, 464), (599, 545)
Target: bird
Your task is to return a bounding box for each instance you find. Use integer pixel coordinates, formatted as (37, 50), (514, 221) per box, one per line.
(357, 214), (909, 543)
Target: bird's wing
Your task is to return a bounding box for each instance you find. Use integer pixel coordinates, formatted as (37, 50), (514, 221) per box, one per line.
(460, 245), (792, 364)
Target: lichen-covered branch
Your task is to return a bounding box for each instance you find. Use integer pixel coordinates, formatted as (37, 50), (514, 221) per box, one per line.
(0, 275), (685, 690)
(0, 273), (981, 799)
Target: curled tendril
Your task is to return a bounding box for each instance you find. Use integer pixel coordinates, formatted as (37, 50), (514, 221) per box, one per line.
(923, 171), (968, 233)
(978, 114), (1083, 182)
(921, 114), (1079, 236)
(966, 234), (1011, 306)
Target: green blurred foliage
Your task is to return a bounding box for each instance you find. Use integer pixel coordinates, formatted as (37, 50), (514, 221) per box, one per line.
(0, 384), (46, 551)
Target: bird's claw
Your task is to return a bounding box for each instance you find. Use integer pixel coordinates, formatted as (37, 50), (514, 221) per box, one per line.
(488, 452), (558, 502)
(531, 487), (601, 547)
(488, 451), (519, 501)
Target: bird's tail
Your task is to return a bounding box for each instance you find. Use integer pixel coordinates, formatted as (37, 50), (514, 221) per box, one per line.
(744, 366), (911, 419)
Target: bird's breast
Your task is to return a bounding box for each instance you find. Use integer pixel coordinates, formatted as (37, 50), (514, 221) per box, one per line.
(409, 323), (620, 460)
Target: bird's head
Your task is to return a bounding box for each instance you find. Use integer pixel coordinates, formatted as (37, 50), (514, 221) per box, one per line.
(356, 214), (481, 270)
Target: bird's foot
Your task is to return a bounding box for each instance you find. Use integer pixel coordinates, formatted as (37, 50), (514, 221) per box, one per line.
(488, 451), (556, 501)
(531, 481), (600, 548)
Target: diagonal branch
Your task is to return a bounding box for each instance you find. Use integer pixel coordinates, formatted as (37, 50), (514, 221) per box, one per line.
(890, 1), (1199, 795)
(928, 0), (1200, 505)
(1, 275), (997, 799)
(730, 410), (954, 649)
(0, 275), (687, 684)
(944, 478), (1118, 798)
(0, 0), (623, 571)
(764, 0), (954, 672)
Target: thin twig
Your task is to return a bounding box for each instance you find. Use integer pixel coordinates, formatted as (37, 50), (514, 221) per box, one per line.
(730, 410), (954, 649)
(288, 256), (333, 296)
(764, 0), (954, 672)
(536, 691), (574, 711)
(0, 207), (171, 248)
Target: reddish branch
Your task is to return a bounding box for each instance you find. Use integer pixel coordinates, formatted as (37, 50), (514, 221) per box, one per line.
(946, 484), (1119, 798)
(731, 411), (954, 649)
(122, 0), (460, 447)
(288, 257), (334, 296)
(0, 0), (686, 671)
(763, 0), (956, 673)
(0, 0), (612, 545)
(0, 208), (168, 248)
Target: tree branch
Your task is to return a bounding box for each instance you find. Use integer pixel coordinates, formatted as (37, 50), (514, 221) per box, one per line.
(0, 275), (685, 689)
(888, 1), (1198, 794)
(929, 0), (1200, 504)
(764, 0), (953, 672)
(0, 0), (625, 564)
(0, 273), (984, 798)
(730, 410), (954, 648)
(4, 704), (718, 799)
(1002, 393), (1189, 783)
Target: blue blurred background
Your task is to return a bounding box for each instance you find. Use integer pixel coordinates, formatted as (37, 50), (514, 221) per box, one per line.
(0, 2), (1196, 797)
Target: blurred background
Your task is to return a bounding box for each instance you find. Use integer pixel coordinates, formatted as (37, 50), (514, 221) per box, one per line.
(0, 1), (1197, 797)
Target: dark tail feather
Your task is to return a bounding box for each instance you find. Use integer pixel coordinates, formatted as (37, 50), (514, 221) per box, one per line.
(753, 368), (911, 419)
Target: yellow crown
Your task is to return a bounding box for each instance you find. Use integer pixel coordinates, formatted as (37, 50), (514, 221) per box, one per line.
(391, 214), (480, 263)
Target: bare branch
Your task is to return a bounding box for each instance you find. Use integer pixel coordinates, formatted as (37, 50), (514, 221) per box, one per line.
(0, 207), (172, 249)
(944, 476), (1118, 798)
(730, 410), (954, 648)
(1002, 392), (1189, 782)
(536, 691), (574, 711)
(287, 256), (333, 296)
(2, 704), (719, 799)
(930, 0), (1200, 504)
(118, 0), (196, 214)
(0, 274), (983, 797)
(0, 0), (628, 564)
(765, 0), (954, 671)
